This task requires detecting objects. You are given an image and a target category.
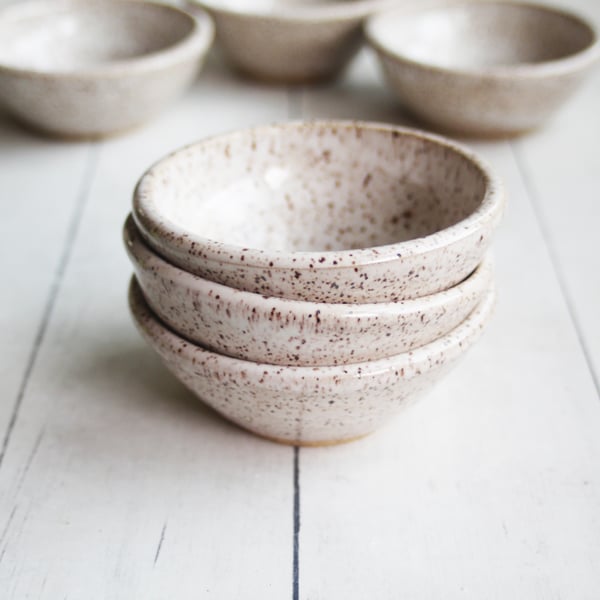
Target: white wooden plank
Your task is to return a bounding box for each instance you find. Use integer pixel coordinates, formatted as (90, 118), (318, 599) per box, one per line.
(0, 116), (92, 447)
(299, 52), (600, 599)
(512, 66), (600, 381)
(0, 63), (295, 599)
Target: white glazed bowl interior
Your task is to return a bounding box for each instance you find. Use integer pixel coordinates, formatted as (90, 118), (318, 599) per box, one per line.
(129, 277), (496, 445)
(125, 214), (494, 366)
(0, 0), (203, 73)
(133, 121), (502, 303)
(366, 2), (598, 72)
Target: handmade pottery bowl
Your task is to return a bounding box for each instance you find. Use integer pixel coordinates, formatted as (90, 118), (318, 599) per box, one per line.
(365, 2), (600, 137)
(0, 0), (214, 139)
(187, 0), (396, 83)
(133, 120), (504, 303)
(130, 276), (496, 445)
(124, 214), (493, 366)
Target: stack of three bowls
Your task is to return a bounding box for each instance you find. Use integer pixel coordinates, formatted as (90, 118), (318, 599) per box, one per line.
(125, 120), (504, 446)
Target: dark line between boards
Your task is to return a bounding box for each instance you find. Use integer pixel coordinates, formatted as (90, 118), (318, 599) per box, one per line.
(0, 143), (100, 470)
(511, 141), (600, 400)
(293, 446), (301, 600)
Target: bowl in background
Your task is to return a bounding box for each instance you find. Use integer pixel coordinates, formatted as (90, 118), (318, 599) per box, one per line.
(0, 0), (214, 139)
(129, 277), (496, 445)
(133, 120), (504, 303)
(187, 0), (397, 83)
(365, 1), (600, 136)
(125, 214), (494, 366)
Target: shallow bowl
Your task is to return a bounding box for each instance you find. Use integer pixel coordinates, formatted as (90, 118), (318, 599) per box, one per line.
(0, 0), (214, 139)
(125, 214), (493, 366)
(188, 0), (395, 83)
(133, 120), (504, 303)
(365, 2), (600, 137)
(129, 276), (496, 445)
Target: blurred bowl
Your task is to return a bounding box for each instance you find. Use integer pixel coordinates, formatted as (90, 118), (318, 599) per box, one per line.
(133, 120), (504, 303)
(129, 276), (496, 445)
(187, 0), (397, 83)
(0, 0), (214, 139)
(366, 1), (600, 136)
(125, 214), (494, 366)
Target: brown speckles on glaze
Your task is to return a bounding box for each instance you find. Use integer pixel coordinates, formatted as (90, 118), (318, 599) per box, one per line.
(128, 277), (496, 445)
(132, 120), (504, 304)
(124, 215), (494, 367)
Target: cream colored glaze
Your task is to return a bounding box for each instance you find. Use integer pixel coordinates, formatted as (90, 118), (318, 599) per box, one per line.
(133, 120), (504, 303)
(129, 277), (497, 445)
(124, 214), (494, 366)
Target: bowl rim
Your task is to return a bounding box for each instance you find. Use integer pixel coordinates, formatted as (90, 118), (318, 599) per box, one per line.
(132, 119), (504, 272)
(0, 0), (215, 79)
(188, 0), (398, 23)
(365, 0), (600, 79)
(124, 213), (494, 319)
(129, 275), (497, 385)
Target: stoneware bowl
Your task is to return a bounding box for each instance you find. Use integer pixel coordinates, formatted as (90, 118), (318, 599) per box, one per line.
(0, 0), (214, 139)
(187, 0), (396, 83)
(124, 214), (493, 366)
(129, 276), (496, 445)
(365, 1), (600, 137)
(133, 120), (504, 303)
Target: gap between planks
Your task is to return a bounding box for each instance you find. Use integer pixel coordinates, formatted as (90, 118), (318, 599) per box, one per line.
(510, 141), (600, 400)
(0, 143), (101, 470)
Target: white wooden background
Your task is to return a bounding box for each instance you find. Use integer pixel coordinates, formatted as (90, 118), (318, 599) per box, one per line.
(1, 1), (600, 597)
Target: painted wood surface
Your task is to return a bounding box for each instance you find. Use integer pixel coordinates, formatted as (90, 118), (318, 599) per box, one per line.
(0, 2), (599, 597)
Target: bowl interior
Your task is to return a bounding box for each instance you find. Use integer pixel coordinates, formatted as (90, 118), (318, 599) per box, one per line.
(141, 123), (487, 253)
(0, 0), (195, 71)
(369, 2), (596, 70)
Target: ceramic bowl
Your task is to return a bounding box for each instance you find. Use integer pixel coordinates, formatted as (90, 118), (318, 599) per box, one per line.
(129, 276), (496, 445)
(133, 120), (504, 304)
(365, 2), (600, 137)
(187, 0), (396, 83)
(0, 0), (214, 139)
(124, 214), (493, 366)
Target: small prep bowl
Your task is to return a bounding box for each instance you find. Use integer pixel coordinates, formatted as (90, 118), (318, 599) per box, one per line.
(187, 0), (394, 83)
(0, 0), (214, 139)
(366, 2), (600, 137)
(133, 120), (504, 304)
(124, 214), (493, 366)
(130, 277), (496, 445)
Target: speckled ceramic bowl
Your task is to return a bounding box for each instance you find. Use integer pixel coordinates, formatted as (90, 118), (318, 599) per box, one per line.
(187, 0), (396, 83)
(366, 2), (600, 137)
(0, 0), (214, 139)
(124, 214), (493, 366)
(133, 121), (504, 304)
(129, 276), (496, 445)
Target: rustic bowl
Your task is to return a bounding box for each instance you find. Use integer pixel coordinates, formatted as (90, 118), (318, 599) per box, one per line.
(124, 214), (494, 366)
(133, 120), (504, 303)
(187, 0), (396, 83)
(129, 276), (496, 445)
(0, 0), (214, 139)
(365, 1), (600, 137)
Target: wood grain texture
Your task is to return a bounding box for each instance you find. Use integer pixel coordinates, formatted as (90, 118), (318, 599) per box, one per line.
(513, 68), (600, 382)
(0, 118), (92, 456)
